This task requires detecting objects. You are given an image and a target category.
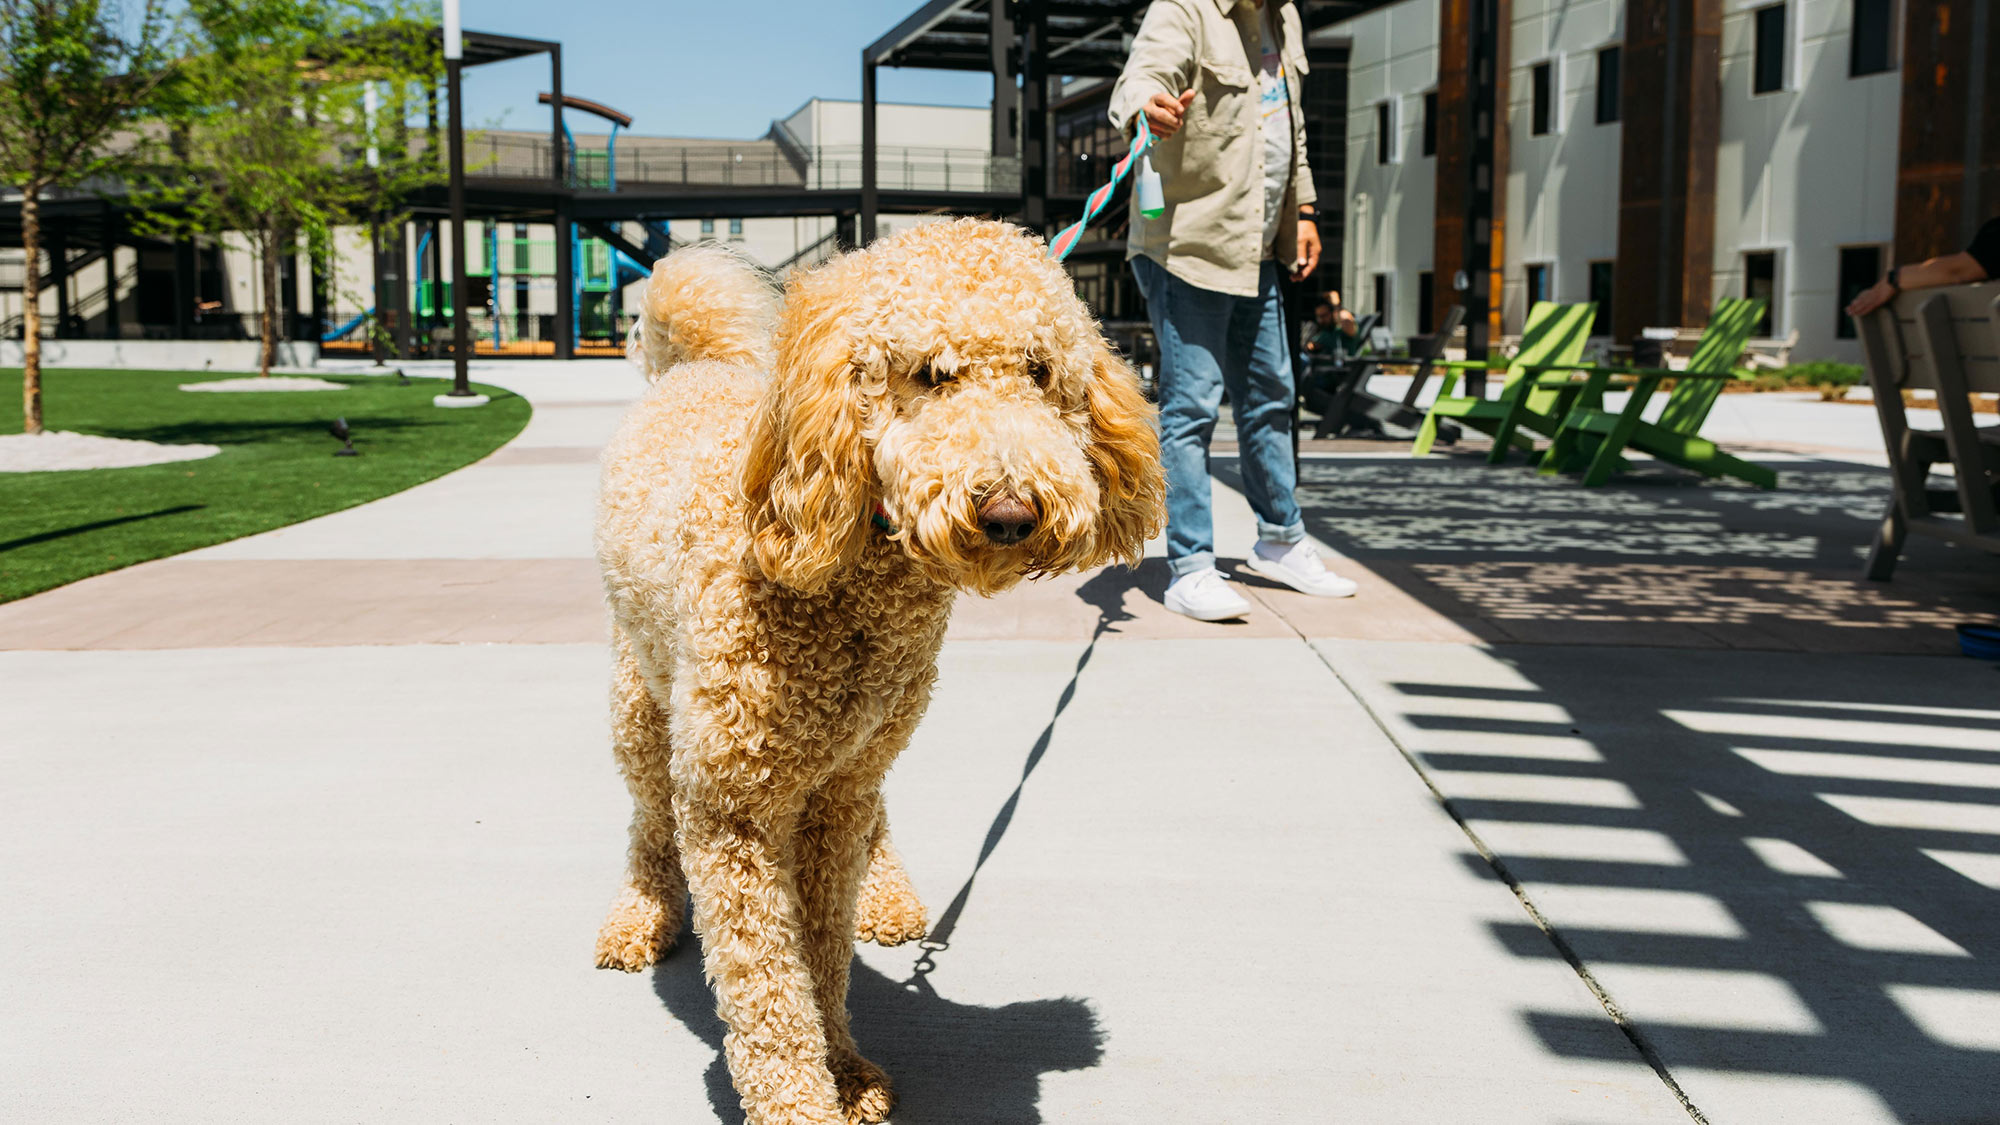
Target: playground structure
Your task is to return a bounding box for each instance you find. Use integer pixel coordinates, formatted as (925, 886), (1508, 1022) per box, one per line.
(321, 89), (664, 359)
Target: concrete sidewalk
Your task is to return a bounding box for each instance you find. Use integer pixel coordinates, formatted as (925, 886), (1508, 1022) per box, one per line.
(4, 358), (1993, 1123)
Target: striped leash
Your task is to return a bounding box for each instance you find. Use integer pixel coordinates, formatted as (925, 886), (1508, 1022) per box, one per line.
(1046, 115), (1161, 262)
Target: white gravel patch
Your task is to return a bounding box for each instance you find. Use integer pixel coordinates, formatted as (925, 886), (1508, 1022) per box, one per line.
(0, 431), (222, 472)
(179, 376), (349, 392)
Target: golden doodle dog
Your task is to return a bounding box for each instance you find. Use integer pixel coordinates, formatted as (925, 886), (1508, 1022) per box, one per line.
(593, 219), (1165, 1124)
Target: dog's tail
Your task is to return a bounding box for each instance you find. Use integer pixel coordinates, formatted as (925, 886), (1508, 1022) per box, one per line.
(626, 242), (779, 379)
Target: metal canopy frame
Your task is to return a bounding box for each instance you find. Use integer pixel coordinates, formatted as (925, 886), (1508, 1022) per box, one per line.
(857, 0), (1400, 244)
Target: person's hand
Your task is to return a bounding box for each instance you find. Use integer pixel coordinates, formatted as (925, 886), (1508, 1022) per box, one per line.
(1291, 217), (1321, 281)
(1142, 90), (1196, 139)
(1336, 309), (1356, 332)
(1846, 278), (1896, 319)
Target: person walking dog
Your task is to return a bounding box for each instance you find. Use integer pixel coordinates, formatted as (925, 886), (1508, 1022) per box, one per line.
(1111, 0), (1357, 622)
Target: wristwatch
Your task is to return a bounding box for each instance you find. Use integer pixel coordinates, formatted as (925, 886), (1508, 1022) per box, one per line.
(1298, 207), (1317, 224)
(1886, 266), (1901, 293)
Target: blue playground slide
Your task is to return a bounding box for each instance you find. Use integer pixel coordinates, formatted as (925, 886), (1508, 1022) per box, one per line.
(321, 308), (373, 342)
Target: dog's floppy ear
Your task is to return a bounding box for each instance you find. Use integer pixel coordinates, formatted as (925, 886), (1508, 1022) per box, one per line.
(741, 261), (873, 592)
(1080, 337), (1166, 568)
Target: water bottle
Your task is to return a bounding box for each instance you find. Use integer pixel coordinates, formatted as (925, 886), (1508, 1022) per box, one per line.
(1136, 154), (1165, 220)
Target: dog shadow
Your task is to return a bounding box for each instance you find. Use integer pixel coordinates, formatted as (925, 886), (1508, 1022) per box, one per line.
(651, 926), (1103, 1125)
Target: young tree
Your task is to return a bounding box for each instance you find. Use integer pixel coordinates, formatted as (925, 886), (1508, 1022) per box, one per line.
(137, 0), (439, 376)
(0, 0), (171, 433)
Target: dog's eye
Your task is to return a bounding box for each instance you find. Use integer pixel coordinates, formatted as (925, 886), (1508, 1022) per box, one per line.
(1027, 358), (1052, 388)
(915, 365), (952, 388)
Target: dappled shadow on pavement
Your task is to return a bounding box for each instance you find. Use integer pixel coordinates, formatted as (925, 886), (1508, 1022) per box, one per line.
(1346, 642), (2000, 1123)
(1223, 454), (2000, 652)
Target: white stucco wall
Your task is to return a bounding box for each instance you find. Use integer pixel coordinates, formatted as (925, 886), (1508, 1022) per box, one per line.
(1332, 0), (1439, 337)
(1712, 0), (1900, 362)
(1501, 0), (1624, 334)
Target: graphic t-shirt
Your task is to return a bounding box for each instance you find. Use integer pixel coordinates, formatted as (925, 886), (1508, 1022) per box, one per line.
(1258, 4), (1293, 258)
(1967, 217), (2000, 280)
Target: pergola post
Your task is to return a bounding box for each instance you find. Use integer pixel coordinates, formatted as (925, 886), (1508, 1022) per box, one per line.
(49, 222), (69, 339)
(989, 0), (1018, 162)
(101, 206), (120, 340)
(550, 43), (574, 358)
(1459, 0), (1501, 384)
(1019, 0), (1048, 233)
(861, 57), (879, 244)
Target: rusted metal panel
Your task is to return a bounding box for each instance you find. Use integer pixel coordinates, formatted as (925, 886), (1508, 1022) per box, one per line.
(1432, 0), (1470, 335)
(1613, 0), (1720, 342)
(1896, 0), (1975, 264)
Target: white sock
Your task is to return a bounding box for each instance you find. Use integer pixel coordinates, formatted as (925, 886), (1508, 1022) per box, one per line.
(1255, 539), (1298, 562)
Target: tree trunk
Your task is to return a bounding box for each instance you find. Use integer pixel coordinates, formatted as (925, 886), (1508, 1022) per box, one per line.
(258, 229), (280, 377)
(20, 187), (43, 434)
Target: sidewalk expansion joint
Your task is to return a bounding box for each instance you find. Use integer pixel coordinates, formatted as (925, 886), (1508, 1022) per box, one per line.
(1290, 624), (1712, 1125)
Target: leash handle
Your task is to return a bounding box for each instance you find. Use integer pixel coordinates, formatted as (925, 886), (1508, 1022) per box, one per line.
(1047, 115), (1156, 262)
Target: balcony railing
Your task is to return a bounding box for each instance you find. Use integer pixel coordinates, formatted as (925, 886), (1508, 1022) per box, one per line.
(464, 133), (1021, 195)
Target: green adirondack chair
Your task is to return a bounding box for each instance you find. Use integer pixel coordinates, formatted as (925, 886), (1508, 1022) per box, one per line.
(1411, 301), (1599, 460)
(1530, 297), (1775, 488)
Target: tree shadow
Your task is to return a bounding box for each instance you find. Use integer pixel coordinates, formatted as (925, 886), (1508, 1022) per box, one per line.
(651, 922), (1102, 1125)
(1222, 452), (2000, 652)
(88, 417), (453, 447)
(0, 504), (204, 553)
(1364, 645), (2000, 1122)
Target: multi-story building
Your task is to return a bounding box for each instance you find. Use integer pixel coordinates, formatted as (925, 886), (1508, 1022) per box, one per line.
(1327, 0), (1919, 363)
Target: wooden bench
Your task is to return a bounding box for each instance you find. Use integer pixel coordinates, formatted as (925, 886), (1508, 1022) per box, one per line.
(1856, 282), (2000, 579)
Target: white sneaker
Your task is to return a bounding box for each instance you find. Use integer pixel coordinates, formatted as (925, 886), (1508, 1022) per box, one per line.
(1164, 567), (1252, 621)
(1245, 539), (1359, 598)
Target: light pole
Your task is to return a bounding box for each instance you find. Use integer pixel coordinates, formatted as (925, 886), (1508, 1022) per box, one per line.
(436, 0), (486, 406)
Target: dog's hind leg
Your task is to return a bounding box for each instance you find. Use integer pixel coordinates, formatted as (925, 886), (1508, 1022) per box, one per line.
(595, 639), (687, 972)
(851, 796), (927, 947)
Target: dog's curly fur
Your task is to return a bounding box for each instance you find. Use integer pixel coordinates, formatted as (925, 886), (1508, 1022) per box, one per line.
(593, 221), (1164, 1125)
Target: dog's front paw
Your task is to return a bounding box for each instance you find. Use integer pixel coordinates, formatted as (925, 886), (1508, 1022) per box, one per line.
(853, 859), (927, 947)
(831, 1050), (895, 1124)
(593, 885), (680, 971)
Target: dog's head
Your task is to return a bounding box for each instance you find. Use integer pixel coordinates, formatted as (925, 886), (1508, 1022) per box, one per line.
(741, 219), (1165, 596)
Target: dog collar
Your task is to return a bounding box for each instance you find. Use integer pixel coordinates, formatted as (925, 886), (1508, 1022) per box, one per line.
(870, 503), (895, 533)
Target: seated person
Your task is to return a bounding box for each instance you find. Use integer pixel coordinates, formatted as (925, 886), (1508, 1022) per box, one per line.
(1303, 293), (1360, 356)
(1846, 217), (2000, 317)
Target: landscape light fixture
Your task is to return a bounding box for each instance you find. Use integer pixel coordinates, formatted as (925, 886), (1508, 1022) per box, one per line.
(329, 417), (359, 456)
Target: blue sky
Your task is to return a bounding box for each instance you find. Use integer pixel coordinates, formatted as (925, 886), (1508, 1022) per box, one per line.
(455, 0), (994, 137)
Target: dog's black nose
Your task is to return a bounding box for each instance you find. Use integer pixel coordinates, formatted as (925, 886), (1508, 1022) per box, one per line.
(978, 495), (1037, 545)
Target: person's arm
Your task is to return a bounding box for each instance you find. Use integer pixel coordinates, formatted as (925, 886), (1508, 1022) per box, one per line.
(1847, 251), (1990, 318)
(1108, 1), (1201, 137)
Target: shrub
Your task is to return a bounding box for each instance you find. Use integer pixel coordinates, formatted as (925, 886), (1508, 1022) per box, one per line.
(1781, 360), (1865, 388)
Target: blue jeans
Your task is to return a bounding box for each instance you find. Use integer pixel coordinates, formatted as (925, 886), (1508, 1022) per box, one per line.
(1132, 255), (1306, 578)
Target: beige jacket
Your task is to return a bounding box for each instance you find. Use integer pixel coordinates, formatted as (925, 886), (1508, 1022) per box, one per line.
(1109, 0), (1315, 297)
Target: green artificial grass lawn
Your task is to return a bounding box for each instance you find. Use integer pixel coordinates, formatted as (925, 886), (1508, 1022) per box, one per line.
(0, 369), (530, 604)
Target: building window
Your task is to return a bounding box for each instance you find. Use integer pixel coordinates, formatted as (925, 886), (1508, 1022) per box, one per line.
(700, 218), (715, 237)
(1421, 90), (1438, 156)
(1373, 272), (1393, 327)
(1417, 270), (1435, 335)
(1525, 262), (1552, 306)
(1530, 61), (1555, 135)
(1851, 0), (1895, 77)
(728, 218), (744, 240)
(1588, 260), (1615, 336)
(1376, 100), (1397, 164)
(1753, 5), (1788, 94)
(1837, 245), (1884, 339)
(1596, 47), (1621, 124)
(1744, 251), (1779, 336)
